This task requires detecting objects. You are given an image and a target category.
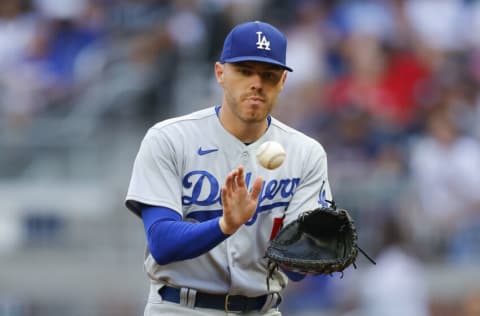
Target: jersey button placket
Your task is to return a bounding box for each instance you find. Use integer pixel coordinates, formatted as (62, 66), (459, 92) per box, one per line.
(242, 151), (249, 163)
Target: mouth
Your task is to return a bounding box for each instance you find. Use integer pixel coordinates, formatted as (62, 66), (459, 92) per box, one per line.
(245, 95), (265, 104)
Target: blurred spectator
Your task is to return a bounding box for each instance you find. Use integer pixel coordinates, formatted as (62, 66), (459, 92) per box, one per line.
(69, 0), (178, 123)
(404, 0), (468, 52)
(324, 32), (430, 129)
(166, 0), (207, 59)
(34, 0), (88, 20)
(0, 0), (37, 123)
(274, 0), (327, 127)
(0, 0), (105, 124)
(0, 0), (36, 71)
(284, 0), (326, 89)
(461, 290), (480, 316)
(329, 0), (396, 41)
(321, 108), (377, 183)
(342, 215), (430, 316)
(409, 106), (480, 260)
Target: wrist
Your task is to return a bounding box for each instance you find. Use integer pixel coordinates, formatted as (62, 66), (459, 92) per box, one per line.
(219, 217), (236, 235)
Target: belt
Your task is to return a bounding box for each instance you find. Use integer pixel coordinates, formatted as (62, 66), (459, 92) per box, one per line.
(158, 285), (280, 313)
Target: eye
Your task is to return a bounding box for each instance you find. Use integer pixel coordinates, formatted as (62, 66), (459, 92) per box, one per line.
(262, 71), (281, 83)
(263, 72), (275, 80)
(239, 68), (253, 76)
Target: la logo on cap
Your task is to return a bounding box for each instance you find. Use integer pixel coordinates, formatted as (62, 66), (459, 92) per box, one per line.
(256, 31), (271, 51)
(219, 21), (293, 71)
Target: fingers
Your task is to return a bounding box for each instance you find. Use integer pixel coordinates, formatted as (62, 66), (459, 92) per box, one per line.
(222, 170), (236, 208)
(224, 166), (244, 193)
(224, 169), (237, 194)
(221, 185), (229, 208)
(220, 166), (263, 235)
(250, 176), (263, 201)
(229, 166), (244, 192)
(228, 171), (236, 192)
(223, 166), (263, 200)
(236, 165), (245, 188)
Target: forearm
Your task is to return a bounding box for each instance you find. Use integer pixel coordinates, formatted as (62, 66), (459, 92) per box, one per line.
(147, 217), (229, 265)
(141, 206), (229, 265)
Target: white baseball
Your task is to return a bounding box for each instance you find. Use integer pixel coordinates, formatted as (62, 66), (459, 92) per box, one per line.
(256, 141), (286, 170)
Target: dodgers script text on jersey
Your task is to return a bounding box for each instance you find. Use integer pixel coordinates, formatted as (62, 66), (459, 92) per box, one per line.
(183, 170), (301, 225)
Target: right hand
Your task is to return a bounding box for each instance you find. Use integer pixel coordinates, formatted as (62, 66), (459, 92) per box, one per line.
(219, 165), (263, 235)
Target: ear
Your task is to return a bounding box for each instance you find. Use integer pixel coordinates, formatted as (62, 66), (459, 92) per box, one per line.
(280, 70), (287, 90)
(215, 62), (225, 85)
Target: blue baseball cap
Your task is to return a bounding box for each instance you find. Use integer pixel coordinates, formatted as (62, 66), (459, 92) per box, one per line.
(220, 21), (293, 72)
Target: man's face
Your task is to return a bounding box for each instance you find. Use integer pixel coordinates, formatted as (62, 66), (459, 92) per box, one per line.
(216, 61), (287, 124)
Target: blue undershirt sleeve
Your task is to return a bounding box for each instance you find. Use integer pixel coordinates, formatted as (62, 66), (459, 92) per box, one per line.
(141, 206), (230, 265)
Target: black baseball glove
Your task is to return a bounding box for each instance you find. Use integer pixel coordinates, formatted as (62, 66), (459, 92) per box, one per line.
(265, 202), (375, 279)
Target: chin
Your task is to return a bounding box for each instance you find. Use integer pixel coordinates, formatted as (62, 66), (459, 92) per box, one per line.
(243, 112), (267, 123)
(239, 102), (270, 121)
(247, 101), (268, 111)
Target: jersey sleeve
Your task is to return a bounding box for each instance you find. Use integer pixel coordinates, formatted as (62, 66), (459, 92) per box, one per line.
(283, 140), (333, 225)
(125, 128), (182, 218)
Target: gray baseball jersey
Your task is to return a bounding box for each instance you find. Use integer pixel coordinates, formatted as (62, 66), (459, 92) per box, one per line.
(126, 106), (332, 296)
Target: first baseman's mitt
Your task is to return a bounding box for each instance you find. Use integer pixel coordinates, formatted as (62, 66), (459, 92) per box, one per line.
(265, 201), (375, 279)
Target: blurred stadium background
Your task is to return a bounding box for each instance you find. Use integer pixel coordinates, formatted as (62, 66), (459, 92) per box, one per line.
(1, 0), (480, 315)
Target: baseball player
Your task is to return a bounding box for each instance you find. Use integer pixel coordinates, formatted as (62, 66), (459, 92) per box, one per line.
(126, 21), (333, 315)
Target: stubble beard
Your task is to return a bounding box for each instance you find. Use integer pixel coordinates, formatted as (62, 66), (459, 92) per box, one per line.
(226, 92), (273, 124)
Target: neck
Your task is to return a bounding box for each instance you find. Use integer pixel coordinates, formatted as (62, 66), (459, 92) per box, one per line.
(218, 106), (268, 143)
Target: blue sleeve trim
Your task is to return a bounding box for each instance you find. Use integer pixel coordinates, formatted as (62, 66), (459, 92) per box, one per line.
(141, 206), (229, 265)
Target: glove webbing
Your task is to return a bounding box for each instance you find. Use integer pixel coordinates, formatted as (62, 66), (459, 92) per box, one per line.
(324, 200), (376, 268)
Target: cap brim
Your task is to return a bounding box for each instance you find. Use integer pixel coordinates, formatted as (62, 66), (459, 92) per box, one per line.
(222, 56), (293, 72)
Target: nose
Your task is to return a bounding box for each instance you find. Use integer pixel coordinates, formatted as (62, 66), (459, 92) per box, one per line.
(249, 72), (263, 91)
